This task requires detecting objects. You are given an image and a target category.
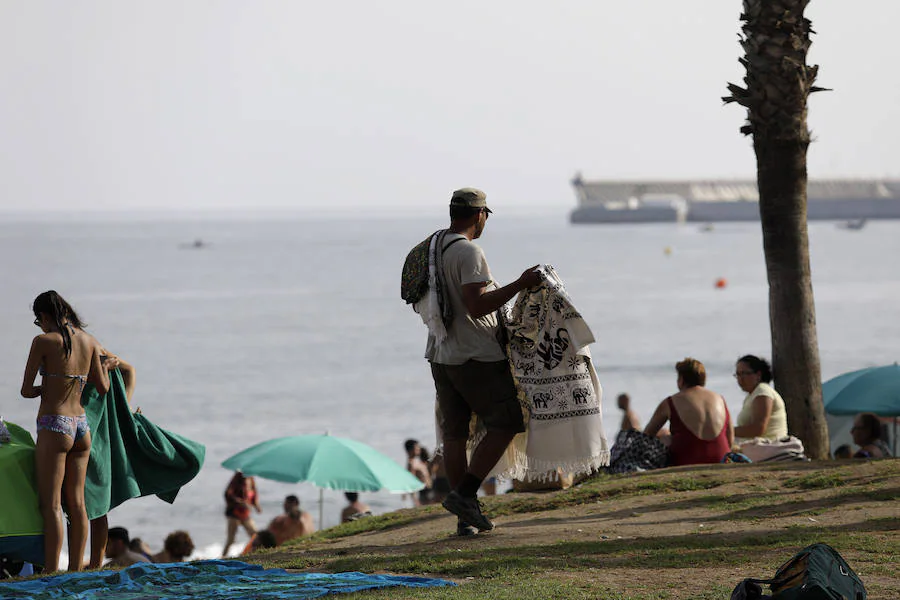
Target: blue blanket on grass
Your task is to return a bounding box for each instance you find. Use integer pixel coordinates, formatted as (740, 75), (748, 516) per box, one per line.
(0, 560), (455, 599)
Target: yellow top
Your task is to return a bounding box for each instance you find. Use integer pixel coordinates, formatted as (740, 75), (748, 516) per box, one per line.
(737, 382), (788, 440)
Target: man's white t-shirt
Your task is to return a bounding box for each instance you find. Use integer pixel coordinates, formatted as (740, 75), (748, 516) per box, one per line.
(426, 236), (507, 366)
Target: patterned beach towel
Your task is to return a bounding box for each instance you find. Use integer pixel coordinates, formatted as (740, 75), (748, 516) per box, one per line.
(486, 265), (609, 482)
(0, 560), (455, 599)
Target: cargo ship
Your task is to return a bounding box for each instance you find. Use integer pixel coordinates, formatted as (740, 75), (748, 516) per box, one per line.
(570, 174), (900, 224)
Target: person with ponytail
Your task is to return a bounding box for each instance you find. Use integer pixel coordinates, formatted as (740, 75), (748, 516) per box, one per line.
(20, 291), (111, 572)
(733, 355), (788, 441)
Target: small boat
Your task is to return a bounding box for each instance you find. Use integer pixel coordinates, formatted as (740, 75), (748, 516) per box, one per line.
(178, 239), (209, 249)
(837, 218), (867, 230)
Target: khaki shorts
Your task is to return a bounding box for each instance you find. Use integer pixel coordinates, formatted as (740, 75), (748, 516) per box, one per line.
(431, 359), (526, 442)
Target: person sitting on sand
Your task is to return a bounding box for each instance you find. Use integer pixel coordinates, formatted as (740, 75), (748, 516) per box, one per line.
(644, 358), (733, 466)
(341, 492), (372, 523)
(832, 444), (853, 459)
(104, 527), (149, 567)
(851, 413), (892, 459)
(129, 537), (153, 562)
(151, 530), (194, 563)
(267, 495), (315, 545)
(249, 529), (277, 552)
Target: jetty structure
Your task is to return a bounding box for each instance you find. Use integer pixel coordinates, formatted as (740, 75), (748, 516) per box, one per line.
(570, 174), (900, 224)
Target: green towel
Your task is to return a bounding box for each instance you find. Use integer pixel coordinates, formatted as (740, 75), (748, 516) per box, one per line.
(0, 422), (42, 537)
(83, 369), (206, 520)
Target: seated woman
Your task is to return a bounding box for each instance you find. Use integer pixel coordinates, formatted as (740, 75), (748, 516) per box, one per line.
(733, 355), (787, 441)
(851, 413), (892, 459)
(644, 358), (733, 466)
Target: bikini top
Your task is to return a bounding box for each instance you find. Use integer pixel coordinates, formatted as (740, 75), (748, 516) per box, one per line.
(39, 366), (88, 391)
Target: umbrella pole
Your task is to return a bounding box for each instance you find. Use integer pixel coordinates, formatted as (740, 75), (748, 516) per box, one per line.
(319, 487), (324, 530)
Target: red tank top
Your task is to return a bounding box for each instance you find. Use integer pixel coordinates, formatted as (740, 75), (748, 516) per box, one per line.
(667, 396), (731, 466)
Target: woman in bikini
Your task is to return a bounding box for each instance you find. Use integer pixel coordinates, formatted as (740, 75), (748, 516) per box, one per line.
(644, 358), (733, 466)
(20, 291), (110, 572)
(222, 472), (261, 557)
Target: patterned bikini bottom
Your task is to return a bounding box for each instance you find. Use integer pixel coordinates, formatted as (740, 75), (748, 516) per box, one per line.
(36, 414), (90, 441)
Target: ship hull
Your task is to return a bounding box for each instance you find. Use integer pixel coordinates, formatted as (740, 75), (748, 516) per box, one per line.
(571, 198), (900, 224)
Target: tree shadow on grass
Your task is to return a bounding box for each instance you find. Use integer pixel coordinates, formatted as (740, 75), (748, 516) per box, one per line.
(509, 484), (900, 530)
(283, 519), (900, 578)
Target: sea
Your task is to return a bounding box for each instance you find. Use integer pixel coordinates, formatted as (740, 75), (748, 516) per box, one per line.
(1, 210), (898, 563)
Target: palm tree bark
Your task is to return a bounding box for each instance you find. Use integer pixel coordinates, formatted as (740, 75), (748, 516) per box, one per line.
(724, 0), (830, 458)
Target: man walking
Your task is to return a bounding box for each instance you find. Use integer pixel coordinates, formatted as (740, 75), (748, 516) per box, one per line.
(425, 188), (541, 535)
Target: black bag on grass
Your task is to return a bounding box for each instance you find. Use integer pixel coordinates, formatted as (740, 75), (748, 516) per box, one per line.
(731, 543), (866, 600)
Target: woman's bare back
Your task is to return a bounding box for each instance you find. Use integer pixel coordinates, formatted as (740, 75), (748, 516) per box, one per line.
(669, 387), (728, 440)
(34, 328), (102, 417)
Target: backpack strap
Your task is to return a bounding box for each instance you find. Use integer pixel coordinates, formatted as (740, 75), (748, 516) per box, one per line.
(443, 236), (465, 252)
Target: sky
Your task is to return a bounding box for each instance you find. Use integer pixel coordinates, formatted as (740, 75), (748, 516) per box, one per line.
(1, 1), (898, 214)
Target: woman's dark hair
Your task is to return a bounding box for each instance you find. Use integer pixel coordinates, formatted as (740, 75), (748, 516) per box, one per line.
(737, 355), (772, 383)
(675, 357), (706, 387)
(254, 529), (277, 549)
(345, 492), (359, 502)
(32, 290), (85, 358)
(163, 530), (195, 559)
(855, 412), (883, 442)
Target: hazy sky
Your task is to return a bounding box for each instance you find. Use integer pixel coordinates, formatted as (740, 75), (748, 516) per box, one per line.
(1, 1), (898, 214)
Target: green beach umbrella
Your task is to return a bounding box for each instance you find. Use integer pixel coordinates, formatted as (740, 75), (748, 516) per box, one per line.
(221, 434), (424, 528)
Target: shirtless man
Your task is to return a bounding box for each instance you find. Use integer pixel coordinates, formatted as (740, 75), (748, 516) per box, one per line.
(104, 527), (148, 567)
(340, 492), (372, 523)
(267, 495), (315, 545)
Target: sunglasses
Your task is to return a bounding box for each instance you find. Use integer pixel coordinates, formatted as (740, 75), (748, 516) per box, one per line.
(33, 317), (42, 327)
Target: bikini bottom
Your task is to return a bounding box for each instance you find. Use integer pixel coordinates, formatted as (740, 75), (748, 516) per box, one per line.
(36, 414), (90, 442)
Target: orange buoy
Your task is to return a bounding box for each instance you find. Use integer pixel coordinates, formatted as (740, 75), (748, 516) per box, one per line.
(715, 278), (728, 289)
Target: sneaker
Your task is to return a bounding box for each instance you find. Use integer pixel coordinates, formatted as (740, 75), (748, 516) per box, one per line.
(442, 491), (494, 531)
(456, 519), (478, 537)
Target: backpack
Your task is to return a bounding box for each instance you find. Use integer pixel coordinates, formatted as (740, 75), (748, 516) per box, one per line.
(731, 543), (866, 600)
(400, 232), (438, 306)
(400, 230), (465, 306)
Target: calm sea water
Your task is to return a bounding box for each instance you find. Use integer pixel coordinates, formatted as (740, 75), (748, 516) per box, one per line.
(1, 211), (898, 561)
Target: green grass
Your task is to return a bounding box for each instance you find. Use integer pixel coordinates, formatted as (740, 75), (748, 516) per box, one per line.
(258, 461), (900, 599)
(333, 577), (737, 600)
(265, 521), (900, 577)
(784, 471), (848, 489)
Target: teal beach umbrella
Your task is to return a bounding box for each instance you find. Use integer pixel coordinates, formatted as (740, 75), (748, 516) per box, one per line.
(822, 363), (900, 416)
(823, 363), (900, 457)
(221, 434), (424, 528)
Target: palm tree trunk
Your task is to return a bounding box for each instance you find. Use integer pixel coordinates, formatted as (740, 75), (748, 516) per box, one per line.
(724, 0), (830, 458)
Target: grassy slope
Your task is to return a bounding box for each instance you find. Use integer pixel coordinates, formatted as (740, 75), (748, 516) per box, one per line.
(251, 460), (900, 599)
